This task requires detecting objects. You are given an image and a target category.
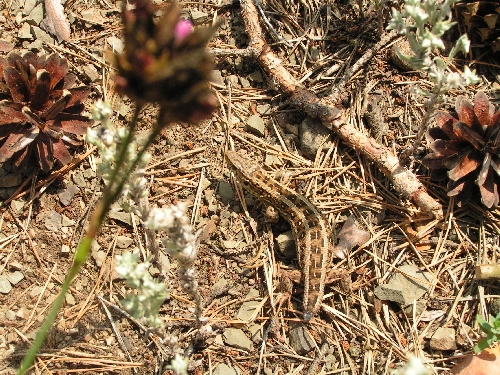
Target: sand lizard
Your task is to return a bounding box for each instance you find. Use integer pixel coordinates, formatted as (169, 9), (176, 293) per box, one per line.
(226, 150), (341, 320)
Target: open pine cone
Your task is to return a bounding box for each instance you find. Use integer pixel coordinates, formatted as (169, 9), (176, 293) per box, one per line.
(0, 52), (92, 172)
(422, 91), (500, 209)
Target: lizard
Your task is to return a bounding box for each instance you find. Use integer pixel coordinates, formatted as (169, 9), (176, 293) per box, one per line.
(226, 150), (345, 320)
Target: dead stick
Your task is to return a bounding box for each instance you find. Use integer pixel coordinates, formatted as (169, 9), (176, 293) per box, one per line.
(239, 0), (443, 220)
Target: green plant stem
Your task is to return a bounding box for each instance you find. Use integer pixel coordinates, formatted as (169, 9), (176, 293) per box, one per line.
(18, 108), (165, 375)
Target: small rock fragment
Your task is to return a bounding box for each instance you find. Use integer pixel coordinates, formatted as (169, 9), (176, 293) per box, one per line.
(109, 210), (132, 226)
(213, 363), (241, 375)
(288, 321), (315, 354)
(106, 36), (124, 53)
(18, 22), (32, 39)
(245, 114), (265, 137)
(6, 310), (16, 320)
(210, 70), (224, 86)
(28, 3), (44, 25)
(61, 244), (71, 256)
(334, 216), (370, 258)
(264, 154), (282, 168)
(0, 276), (12, 294)
(6, 271), (24, 285)
(61, 214), (75, 227)
(72, 171), (86, 188)
(82, 64), (100, 83)
(257, 104), (271, 115)
(10, 199), (24, 215)
(116, 235), (133, 249)
(190, 9), (208, 25)
(223, 328), (253, 352)
(30, 285), (44, 297)
(374, 264), (432, 306)
(92, 250), (106, 268)
(430, 327), (457, 351)
(300, 116), (333, 160)
(58, 183), (78, 206)
(218, 181), (234, 205)
(65, 292), (76, 305)
(239, 76), (250, 88)
(23, 0), (38, 15)
(31, 25), (54, 44)
(45, 210), (62, 231)
(16, 307), (25, 319)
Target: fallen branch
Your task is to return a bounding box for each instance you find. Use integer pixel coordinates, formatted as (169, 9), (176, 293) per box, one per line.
(238, 0), (443, 220)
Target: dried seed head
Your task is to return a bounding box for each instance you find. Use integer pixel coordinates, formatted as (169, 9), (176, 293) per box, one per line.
(113, 0), (219, 125)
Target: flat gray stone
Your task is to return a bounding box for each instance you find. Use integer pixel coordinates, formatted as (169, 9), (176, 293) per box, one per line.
(9, 261), (23, 271)
(72, 171), (86, 188)
(91, 250), (106, 267)
(218, 181), (234, 205)
(430, 327), (456, 351)
(27, 39), (43, 51)
(0, 173), (23, 187)
(44, 210), (62, 231)
(310, 46), (320, 61)
(16, 307), (25, 319)
(248, 323), (263, 343)
(116, 235), (133, 249)
(109, 210), (132, 226)
(257, 104), (271, 115)
(18, 22), (32, 39)
(30, 285), (44, 297)
(27, 3), (44, 25)
(6, 271), (24, 285)
(0, 276), (12, 294)
(236, 300), (260, 322)
(6, 310), (16, 320)
(213, 363), (241, 375)
(65, 292), (76, 305)
(23, 0), (38, 15)
(288, 321), (315, 354)
(58, 183), (78, 206)
(61, 214), (75, 227)
(190, 9), (208, 25)
(223, 328), (253, 352)
(10, 199), (24, 214)
(374, 264), (432, 306)
(234, 56), (243, 70)
(225, 75), (239, 88)
(82, 64), (100, 83)
(106, 36), (124, 53)
(31, 25), (54, 44)
(245, 114), (265, 137)
(300, 116), (333, 160)
(264, 154), (283, 168)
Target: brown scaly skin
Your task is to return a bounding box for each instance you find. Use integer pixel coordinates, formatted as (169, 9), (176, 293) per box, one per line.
(226, 150), (342, 320)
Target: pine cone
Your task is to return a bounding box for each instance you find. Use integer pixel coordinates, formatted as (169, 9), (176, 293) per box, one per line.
(0, 52), (92, 172)
(455, 1), (500, 53)
(422, 91), (500, 208)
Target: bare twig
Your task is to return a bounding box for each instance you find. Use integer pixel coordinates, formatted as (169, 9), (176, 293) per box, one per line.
(239, 0), (443, 219)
